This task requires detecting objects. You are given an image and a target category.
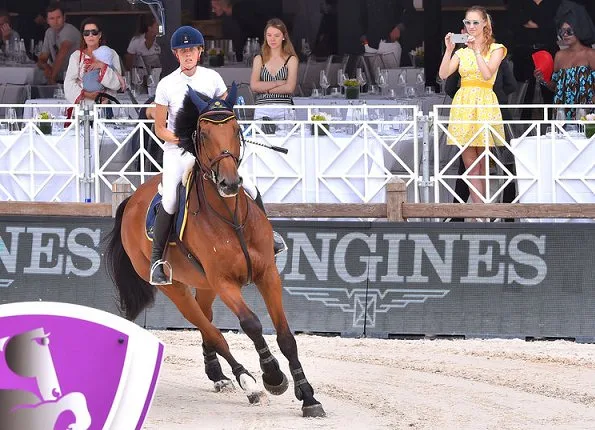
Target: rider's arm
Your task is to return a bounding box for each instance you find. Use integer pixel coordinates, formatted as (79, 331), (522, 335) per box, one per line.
(154, 103), (179, 144)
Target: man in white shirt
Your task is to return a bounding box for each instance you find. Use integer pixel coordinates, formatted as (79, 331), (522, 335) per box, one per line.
(37, 2), (81, 83)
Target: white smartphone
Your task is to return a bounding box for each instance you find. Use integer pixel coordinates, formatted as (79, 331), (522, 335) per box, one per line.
(451, 33), (469, 44)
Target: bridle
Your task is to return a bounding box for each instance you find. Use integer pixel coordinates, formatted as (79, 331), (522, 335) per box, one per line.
(193, 103), (246, 185)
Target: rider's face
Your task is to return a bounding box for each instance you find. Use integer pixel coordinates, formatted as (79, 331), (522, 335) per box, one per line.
(175, 46), (201, 69)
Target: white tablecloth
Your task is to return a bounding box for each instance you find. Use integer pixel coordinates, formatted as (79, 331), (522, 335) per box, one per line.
(512, 134), (595, 222)
(293, 94), (448, 115)
(211, 65), (252, 85)
(240, 134), (386, 203)
(0, 64), (45, 85)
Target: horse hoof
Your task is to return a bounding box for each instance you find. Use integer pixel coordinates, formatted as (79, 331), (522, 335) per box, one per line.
(247, 392), (263, 405)
(263, 372), (289, 395)
(214, 379), (234, 392)
(302, 403), (326, 418)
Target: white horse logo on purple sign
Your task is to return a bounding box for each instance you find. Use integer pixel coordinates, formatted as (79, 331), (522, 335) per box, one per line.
(0, 302), (165, 429)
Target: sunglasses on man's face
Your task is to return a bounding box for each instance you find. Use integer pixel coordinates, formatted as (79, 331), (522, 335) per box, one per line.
(558, 27), (575, 37)
(83, 29), (100, 37)
(463, 19), (482, 27)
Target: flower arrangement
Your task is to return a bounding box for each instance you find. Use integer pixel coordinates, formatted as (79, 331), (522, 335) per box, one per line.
(310, 112), (330, 135)
(37, 111), (52, 135)
(343, 79), (360, 99)
(208, 48), (224, 67)
(410, 45), (425, 67)
(581, 113), (595, 138)
(311, 112), (330, 121)
(343, 79), (360, 87)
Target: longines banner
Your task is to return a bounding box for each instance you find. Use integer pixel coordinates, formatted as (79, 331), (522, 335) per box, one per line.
(1, 216), (594, 341)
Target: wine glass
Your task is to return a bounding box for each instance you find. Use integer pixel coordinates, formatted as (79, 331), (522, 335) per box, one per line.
(356, 68), (366, 93)
(377, 69), (389, 97)
(337, 69), (347, 95)
(319, 70), (329, 98)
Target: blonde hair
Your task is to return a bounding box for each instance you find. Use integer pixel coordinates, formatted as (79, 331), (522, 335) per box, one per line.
(466, 5), (495, 56)
(261, 18), (297, 64)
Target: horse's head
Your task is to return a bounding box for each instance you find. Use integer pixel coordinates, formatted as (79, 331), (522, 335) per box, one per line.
(3, 328), (62, 400)
(175, 83), (244, 197)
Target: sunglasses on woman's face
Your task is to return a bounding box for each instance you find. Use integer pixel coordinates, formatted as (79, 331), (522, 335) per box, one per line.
(462, 19), (482, 27)
(558, 27), (575, 37)
(83, 29), (100, 37)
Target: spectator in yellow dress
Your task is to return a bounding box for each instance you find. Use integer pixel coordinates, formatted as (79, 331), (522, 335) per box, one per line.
(438, 5), (506, 203)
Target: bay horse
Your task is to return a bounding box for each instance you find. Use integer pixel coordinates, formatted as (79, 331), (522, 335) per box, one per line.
(104, 84), (325, 417)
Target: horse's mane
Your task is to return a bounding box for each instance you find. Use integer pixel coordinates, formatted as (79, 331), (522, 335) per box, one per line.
(174, 91), (207, 157)
(174, 90), (237, 158)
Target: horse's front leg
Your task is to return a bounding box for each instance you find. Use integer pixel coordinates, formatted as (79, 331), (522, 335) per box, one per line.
(195, 289), (233, 391)
(255, 268), (326, 418)
(217, 282), (288, 404)
(161, 282), (259, 403)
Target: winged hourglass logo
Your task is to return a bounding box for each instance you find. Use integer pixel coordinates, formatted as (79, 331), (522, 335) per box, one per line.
(284, 287), (450, 328)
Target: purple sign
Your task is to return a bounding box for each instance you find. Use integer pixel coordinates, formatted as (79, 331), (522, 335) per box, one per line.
(0, 302), (165, 430)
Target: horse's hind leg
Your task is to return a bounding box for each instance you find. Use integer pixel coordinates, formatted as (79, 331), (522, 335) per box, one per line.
(256, 270), (326, 418)
(195, 289), (233, 391)
(159, 282), (261, 403)
(217, 283), (289, 398)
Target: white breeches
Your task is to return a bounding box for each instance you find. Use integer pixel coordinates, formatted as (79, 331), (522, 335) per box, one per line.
(161, 143), (258, 214)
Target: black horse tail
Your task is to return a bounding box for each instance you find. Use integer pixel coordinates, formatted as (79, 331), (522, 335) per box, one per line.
(104, 196), (156, 321)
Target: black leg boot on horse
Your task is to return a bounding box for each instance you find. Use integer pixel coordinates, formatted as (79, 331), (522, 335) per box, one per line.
(253, 191), (287, 256)
(150, 205), (174, 285)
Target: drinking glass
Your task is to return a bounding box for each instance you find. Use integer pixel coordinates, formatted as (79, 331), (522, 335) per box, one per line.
(330, 87), (340, 98)
(311, 88), (321, 98)
(7, 108), (19, 133)
(319, 70), (329, 98)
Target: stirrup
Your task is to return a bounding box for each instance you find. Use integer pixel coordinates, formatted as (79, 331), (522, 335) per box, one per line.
(273, 231), (288, 256)
(150, 260), (173, 285)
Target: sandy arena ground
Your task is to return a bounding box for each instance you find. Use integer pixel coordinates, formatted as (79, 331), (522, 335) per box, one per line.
(143, 330), (595, 430)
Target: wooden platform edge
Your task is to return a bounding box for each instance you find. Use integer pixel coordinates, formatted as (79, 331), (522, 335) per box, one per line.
(0, 202), (113, 217)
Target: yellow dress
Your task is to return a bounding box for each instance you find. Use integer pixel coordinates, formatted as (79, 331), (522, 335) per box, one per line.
(447, 43), (507, 147)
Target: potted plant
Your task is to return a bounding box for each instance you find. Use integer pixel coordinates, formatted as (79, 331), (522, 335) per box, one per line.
(37, 111), (52, 135)
(310, 112), (330, 135)
(344, 79), (360, 100)
(208, 48), (224, 67)
(409, 45), (425, 67)
(582, 113), (595, 138)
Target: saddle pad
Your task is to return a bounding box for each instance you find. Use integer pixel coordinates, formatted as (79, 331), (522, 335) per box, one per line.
(145, 171), (193, 244)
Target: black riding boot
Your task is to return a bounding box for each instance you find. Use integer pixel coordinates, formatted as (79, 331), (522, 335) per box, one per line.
(150, 205), (174, 285)
(253, 191), (287, 256)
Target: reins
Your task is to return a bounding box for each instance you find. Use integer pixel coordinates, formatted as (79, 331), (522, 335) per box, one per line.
(191, 107), (253, 284)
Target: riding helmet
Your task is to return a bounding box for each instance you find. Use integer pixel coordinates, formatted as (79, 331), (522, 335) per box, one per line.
(170, 26), (205, 50)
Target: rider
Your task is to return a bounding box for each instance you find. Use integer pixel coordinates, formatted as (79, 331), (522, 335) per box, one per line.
(150, 25), (286, 286)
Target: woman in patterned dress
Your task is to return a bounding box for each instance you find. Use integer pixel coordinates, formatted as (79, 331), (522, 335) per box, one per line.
(250, 18), (298, 122)
(535, 19), (595, 120)
(439, 6), (506, 203)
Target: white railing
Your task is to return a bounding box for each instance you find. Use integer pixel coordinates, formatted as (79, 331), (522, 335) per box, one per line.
(1, 103), (593, 211)
(432, 104), (595, 209)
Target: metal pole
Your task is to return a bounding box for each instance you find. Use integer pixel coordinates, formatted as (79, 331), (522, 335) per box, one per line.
(82, 103), (92, 202)
(420, 113), (431, 204)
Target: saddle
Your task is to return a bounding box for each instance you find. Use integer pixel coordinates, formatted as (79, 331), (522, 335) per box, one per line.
(145, 169), (194, 245)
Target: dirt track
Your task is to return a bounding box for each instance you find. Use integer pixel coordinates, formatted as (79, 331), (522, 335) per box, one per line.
(143, 330), (595, 430)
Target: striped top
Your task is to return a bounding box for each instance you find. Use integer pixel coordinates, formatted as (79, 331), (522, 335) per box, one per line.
(254, 54), (294, 105)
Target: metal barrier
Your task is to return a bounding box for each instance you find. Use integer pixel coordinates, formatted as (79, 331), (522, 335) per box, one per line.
(1, 103), (593, 214)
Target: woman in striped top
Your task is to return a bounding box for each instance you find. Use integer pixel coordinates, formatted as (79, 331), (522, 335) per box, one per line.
(250, 18), (298, 121)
